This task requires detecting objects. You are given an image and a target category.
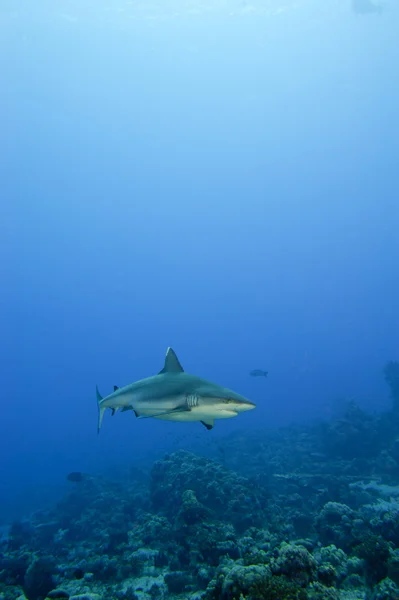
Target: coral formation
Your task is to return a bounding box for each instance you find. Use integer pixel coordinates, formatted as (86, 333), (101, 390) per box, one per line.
(2, 377), (399, 600)
(384, 360), (399, 413)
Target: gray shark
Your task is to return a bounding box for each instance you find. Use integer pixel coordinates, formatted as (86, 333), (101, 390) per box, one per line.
(96, 347), (255, 433)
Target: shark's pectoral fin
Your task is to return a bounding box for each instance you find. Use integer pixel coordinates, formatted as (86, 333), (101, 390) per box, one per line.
(200, 419), (214, 430)
(137, 406), (191, 419)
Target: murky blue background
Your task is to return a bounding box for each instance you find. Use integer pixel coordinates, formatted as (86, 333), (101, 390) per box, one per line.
(2, 0), (398, 522)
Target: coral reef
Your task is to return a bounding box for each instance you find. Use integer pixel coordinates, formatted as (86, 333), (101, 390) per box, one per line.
(2, 380), (399, 600)
(383, 360), (399, 411)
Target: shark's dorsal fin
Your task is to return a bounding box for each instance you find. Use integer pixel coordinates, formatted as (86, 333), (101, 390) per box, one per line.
(159, 347), (184, 374)
(113, 385), (119, 391)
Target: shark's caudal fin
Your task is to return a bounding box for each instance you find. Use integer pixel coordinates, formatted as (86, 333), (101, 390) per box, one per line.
(96, 386), (106, 434)
(158, 347), (184, 374)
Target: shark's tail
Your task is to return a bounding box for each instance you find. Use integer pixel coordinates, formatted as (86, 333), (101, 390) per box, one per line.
(96, 385), (106, 434)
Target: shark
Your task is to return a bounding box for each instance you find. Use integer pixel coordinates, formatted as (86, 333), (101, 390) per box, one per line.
(96, 347), (255, 433)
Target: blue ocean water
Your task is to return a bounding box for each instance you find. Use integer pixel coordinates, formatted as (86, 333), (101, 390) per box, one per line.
(2, 0), (398, 533)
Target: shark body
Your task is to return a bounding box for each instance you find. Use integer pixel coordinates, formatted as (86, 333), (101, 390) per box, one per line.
(96, 347), (255, 432)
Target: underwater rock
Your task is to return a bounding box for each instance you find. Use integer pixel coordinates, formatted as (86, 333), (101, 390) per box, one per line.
(316, 563), (336, 587)
(66, 473), (86, 483)
(150, 450), (266, 530)
(23, 557), (55, 600)
(0, 554), (30, 587)
(7, 521), (34, 551)
(383, 361), (399, 410)
(360, 497), (399, 546)
(204, 563), (272, 600)
(69, 595), (102, 600)
(375, 450), (398, 475)
(373, 577), (399, 600)
(117, 574), (165, 599)
(319, 403), (382, 460)
(307, 582), (339, 599)
(388, 549), (399, 585)
(173, 518), (239, 568)
(197, 566), (212, 589)
(46, 590), (70, 599)
(131, 513), (173, 547)
(247, 574), (308, 599)
(178, 490), (211, 525)
(314, 502), (357, 549)
(353, 534), (391, 585)
(391, 438), (399, 462)
(86, 556), (119, 581)
(164, 570), (193, 594)
(271, 543), (316, 586)
(313, 545), (350, 583)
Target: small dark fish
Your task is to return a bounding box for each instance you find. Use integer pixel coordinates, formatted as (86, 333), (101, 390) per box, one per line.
(250, 369), (268, 378)
(67, 472), (85, 483)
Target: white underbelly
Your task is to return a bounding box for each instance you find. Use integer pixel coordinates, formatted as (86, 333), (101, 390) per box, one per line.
(154, 408), (238, 422)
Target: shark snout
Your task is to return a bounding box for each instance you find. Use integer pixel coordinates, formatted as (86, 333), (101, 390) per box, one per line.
(236, 400), (256, 413)
(223, 397), (255, 414)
